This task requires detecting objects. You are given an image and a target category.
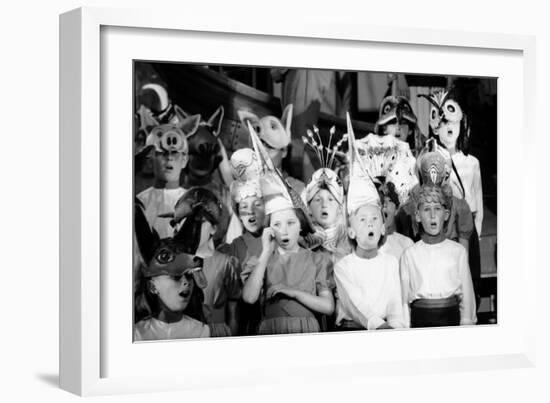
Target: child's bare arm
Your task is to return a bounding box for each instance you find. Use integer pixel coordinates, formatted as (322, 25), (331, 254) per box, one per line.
(242, 228), (275, 304)
(242, 253), (269, 304)
(274, 288), (334, 315)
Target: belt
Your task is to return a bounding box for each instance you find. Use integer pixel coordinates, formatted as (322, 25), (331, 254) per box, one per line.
(411, 296), (459, 309)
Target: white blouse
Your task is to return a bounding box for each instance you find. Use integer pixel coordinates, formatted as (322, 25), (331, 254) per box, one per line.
(400, 239), (477, 326)
(449, 151), (483, 235)
(334, 252), (405, 330)
(134, 316), (211, 341)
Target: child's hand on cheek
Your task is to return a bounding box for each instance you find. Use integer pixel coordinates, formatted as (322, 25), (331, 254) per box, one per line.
(261, 227), (276, 256)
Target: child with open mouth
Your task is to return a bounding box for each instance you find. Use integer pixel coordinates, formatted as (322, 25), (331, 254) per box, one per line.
(134, 264), (210, 341)
(172, 188), (242, 337)
(400, 185), (477, 328)
(303, 167), (351, 263)
(333, 113), (406, 331)
(133, 200), (210, 341)
(241, 122), (334, 335)
(218, 148), (266, 335)
(242, 203), (335, 335)
(136, 123), (191, 239)
(333, 194), (406, 331)
(419, 92), (483, 304)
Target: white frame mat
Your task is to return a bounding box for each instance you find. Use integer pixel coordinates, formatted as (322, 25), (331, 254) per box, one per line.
(60, 6), (537, 396)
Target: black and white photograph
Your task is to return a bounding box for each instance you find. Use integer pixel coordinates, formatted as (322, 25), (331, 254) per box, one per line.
(132, 62), (497, 341)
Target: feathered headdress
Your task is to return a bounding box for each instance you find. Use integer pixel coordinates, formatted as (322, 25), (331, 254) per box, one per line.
(345, 113), (381, 215)
(302, 125), (346, 205)
(246, 120), (314, 234)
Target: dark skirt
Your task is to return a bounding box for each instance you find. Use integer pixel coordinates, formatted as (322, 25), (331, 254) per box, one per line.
(258, 296), (320, 335)
(410, 297), (460, 328)
(237, 300), (262, 336)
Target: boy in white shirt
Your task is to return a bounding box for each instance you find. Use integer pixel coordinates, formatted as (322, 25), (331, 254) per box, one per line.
(137, 123), (194, 239)
(400, 185), (477, 327)
(333, 113), (406, 331)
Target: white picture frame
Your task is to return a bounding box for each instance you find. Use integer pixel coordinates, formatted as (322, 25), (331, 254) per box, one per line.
(59, 6), (537, 396)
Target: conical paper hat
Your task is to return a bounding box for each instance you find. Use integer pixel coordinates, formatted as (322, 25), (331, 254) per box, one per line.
(246, 121), (314, 234)
(345, 113), (381, 215)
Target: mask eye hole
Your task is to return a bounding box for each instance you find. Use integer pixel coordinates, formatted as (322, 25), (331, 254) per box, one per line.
(431, 108), (437, 120)
(383, 104), (392, 114)
(446, 104), (456, 113)
(156, 248), (174, 264)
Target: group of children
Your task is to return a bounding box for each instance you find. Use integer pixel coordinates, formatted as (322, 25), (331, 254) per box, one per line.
(133, 86), (481, 341)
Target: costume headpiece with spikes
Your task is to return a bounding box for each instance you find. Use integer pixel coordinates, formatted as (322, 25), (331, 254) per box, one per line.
(302, 125), (346, 205)
(246, 120), (314, 234)
(345, 113), (381, 215)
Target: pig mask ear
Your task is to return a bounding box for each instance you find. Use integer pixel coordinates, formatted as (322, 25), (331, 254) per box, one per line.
(179, 114), (201, 137)
(281, 104), (293, 137)
(207, 106), (225, 137)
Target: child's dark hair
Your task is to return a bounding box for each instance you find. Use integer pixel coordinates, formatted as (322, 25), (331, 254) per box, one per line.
(266, 207), (310, 237)
(376, 181), (400, 209)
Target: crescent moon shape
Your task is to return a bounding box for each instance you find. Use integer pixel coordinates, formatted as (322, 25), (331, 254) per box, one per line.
(142, 83), (169, 111)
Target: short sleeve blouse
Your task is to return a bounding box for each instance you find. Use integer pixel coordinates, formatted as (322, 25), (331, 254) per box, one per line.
(264, 248), (333, 300)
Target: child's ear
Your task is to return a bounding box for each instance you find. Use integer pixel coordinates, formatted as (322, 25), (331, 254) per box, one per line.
(347, 227), (356, 240)
(444, 209), (450, 222)
(415, 210), (421, 223)
(210, 224), (217, 236)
